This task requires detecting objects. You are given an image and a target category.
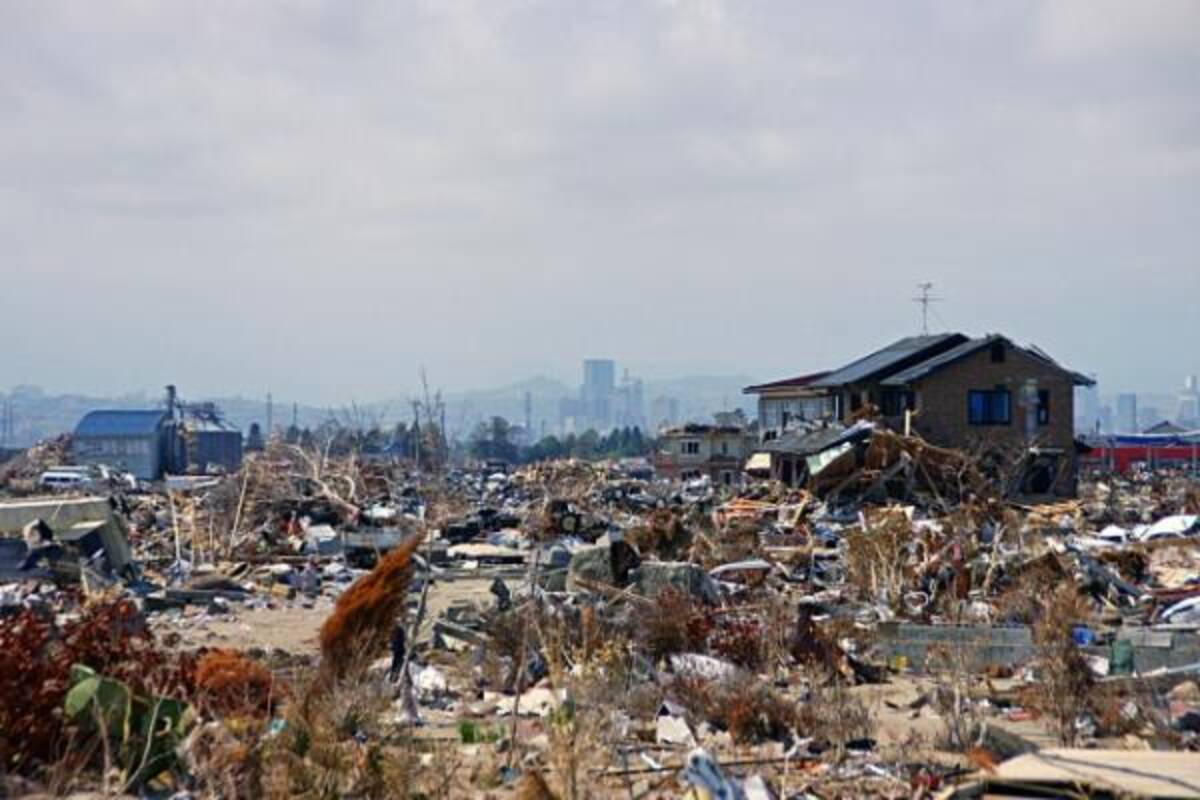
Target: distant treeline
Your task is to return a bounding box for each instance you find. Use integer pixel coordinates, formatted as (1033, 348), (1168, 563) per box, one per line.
(271, 415), (652, 466)
(469, 416), (652, 464)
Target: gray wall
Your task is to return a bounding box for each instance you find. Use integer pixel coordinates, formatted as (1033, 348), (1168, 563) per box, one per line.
(72, 433), (163, 479)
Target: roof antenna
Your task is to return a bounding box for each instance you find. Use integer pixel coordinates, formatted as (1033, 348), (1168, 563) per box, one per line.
(913, 282), (941, 335)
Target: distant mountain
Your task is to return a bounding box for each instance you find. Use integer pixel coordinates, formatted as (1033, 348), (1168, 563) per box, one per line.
(1, 373), (759, 447)
(642, 374), (758, 421)
(0, 387), (330, 447)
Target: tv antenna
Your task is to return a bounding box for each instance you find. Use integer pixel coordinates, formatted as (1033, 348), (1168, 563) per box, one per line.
(913, 282), (941, 335)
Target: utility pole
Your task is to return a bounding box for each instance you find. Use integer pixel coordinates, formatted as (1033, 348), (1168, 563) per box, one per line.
(912, 281), (941, 335)
(411, 400), (422, 474)
(1, 399), (11, 447)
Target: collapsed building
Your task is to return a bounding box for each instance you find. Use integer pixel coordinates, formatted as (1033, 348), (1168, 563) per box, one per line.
(653, 423), (754, 485)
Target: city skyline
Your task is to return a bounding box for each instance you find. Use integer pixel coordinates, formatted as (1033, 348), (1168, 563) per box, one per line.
(3, 2), (1198, 403)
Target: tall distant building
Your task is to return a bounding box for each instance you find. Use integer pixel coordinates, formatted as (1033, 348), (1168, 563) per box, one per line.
(615, 369), (646, 429)
(1116, 393), (1138, 434)
(1178, 375), (1200, 427)
(651, 396), (680, 430)
(1075, 383), (1100, 434)
(581, 359), (616, 429)
(558, 359), (647, 433)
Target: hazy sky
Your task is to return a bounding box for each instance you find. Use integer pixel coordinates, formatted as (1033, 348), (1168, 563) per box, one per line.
(3, 1), (1198, 404)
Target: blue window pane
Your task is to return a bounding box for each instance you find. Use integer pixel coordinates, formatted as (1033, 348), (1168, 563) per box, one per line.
(968, 392), (986, 423)
(992, 392), (1010, 423)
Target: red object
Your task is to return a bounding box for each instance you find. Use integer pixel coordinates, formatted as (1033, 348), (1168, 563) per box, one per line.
(1082, 444), (1200, 474)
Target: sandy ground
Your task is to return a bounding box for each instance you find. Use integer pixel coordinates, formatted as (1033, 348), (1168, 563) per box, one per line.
(150, 573), (1069, 771)
(151, 575), (503, 655)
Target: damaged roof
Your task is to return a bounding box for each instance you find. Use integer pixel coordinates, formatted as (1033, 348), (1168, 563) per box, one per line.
(661, 423), (746, 436)
(762, 421), (874, 456)
(880, 334), (1096, 387)
(743, 371), (830, 394)
(811, 334), (968, 388)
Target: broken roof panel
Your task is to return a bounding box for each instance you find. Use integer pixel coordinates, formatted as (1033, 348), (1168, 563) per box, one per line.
(762, 420), (874, 456)
(742, 371), (830, 394)
(811, 334), (968, 388)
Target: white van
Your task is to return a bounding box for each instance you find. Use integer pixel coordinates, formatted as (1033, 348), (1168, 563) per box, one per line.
(38, 467), (98, 490)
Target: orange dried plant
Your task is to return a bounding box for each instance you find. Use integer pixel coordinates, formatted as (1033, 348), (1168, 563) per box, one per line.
(194, 649), (277, 717)
(319, 534), (423, 680)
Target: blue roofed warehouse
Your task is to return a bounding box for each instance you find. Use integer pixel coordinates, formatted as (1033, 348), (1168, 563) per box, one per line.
(72, 409), (170, 480)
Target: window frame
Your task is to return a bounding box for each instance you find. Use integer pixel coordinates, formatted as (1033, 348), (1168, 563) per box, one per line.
(881, 389), (915, 417)
(968, 389), (1012, 426)
(1037, 389), (1050, 426)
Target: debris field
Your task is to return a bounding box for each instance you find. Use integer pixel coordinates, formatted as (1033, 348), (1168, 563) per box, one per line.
(2, 428), (1200, 799)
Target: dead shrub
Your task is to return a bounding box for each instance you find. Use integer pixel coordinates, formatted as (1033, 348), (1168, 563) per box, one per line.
(195, 649), (280, 718)
(843, 509), (915, 610)
(319, 533), (423, 681)
(710, 616), (768, 672)
(635, 587), (713, 662)
(790, 605), (843, 675)
(258, 671), (425, 799)
(796, 676), (873, 760)
(178, 720), (267, 800)
(669, 672), (798, 744)
(480, 605), (547, 692)
(0, 597), (197, 773)
(1027, 584), (1095, 746)
(626, 510), (692, 560)
(927, 644), (987, 751)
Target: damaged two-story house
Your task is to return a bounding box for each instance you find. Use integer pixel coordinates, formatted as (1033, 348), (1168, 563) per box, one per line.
(654, 424), (754, 486)
(744, 333), (1094, 497)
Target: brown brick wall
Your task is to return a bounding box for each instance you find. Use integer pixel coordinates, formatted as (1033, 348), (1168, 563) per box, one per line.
(904, 344), (1078, 494)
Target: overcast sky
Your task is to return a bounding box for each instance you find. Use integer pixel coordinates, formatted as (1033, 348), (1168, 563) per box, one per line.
(2, 0), (1197, 403)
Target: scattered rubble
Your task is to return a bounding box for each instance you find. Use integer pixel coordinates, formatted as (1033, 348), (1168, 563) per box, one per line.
(2, 435), (1200, 797)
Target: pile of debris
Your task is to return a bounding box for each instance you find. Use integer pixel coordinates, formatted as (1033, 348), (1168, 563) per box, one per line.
(0, 433), (71, 494)
(3, 431), (1200, 798)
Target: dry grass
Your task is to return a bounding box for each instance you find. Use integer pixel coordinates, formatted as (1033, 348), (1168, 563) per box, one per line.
(669, 671), (800, 745)
(1027, 583), (1096, 746)
(248, 669), (471, 799)
(635, 587), (713, 662)
(843, 508), (916, 610)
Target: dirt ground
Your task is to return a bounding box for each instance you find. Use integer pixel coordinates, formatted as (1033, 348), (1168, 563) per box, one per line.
(151, 575), (501, 655)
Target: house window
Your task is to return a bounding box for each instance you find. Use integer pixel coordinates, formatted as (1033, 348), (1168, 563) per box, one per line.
(881, 389), (915, 416)
(990, 341), (1005, 363)
(968, 389), (1011, 425)
(1037, 389), (1050, 426)
(721, 441), (728, 455)
(681, 440), (700, 455)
